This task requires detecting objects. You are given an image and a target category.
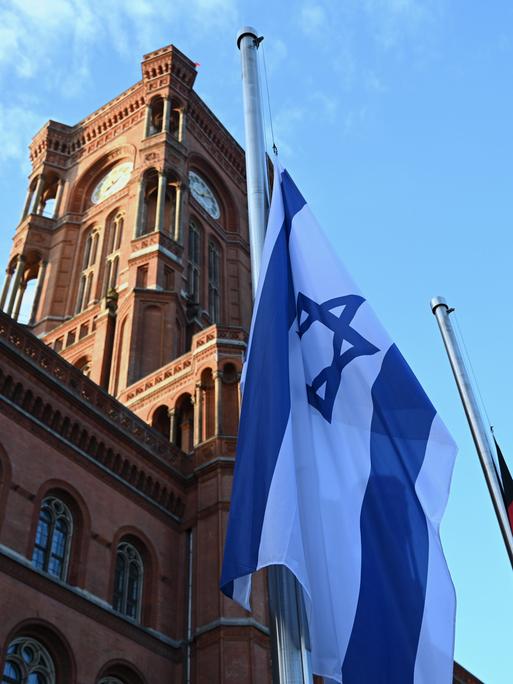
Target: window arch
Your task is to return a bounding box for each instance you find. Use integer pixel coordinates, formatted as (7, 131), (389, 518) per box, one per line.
(103, 212), (124, 296)
(208, 239), (221, 323)
(96, 662), (145, 684)
(74, 356), (91, 378)
(112, 541), (144, 621)
(187, 220), (201, 303)
(76, 227), (98, 313)
(32, 497), (73, 580)
(1, 636), (56, 683)
(147, 96), (163, 136)
(174, 393), (194, 452)
(151, 405), (170, 438)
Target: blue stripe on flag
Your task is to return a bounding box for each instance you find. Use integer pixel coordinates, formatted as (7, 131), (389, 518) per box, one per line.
(343, 344), (435, 683)
(281, 170), (307, 233)
(220, 210), (295, 594)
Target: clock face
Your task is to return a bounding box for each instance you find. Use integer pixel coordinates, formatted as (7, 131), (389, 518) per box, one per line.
(189, 171), (221, 219)
(91, 162), (133, 205)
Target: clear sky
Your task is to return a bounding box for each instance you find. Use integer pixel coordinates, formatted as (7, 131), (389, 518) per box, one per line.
(1, 1), (512, 681)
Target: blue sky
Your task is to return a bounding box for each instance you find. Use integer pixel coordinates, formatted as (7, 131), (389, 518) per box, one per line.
(1, 1), (512, 680)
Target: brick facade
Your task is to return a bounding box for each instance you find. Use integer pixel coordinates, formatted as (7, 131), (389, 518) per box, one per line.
(0, 43), (481, 684)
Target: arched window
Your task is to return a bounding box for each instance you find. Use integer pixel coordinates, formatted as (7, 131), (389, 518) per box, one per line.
(175, 394), (194, 452)
(201, 368), (215, 440)
(103, 212), (124, 296)
(187, 221), (201, 303)
(1, 636), (56, 683)
(208, 240), (221, 323)
(112, 541), (144, 621)
(32, 497), (73, 580)
(151, 406), (170, 438)
(147, 97), (163, 136)
(76, 228), (98, 313)
(74, 356), (91, 378)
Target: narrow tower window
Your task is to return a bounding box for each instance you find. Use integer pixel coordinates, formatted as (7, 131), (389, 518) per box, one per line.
(103, 212), (124, 296)
(187, 221), (201, 303)
(76, 228), (98, 313)
(208, 240), (221, 323)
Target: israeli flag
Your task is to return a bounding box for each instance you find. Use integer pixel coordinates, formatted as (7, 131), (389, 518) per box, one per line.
(221, 164), (457, 683)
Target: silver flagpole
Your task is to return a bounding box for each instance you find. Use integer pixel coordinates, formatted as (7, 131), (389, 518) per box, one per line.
(431, 297), (513, 568)
(236, 26), (313, 684)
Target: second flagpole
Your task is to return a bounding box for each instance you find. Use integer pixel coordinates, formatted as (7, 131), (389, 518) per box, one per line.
(431, 297), (513, 568)
(236, 26), (313, 684)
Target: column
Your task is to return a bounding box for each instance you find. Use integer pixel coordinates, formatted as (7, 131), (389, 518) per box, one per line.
(53, 179), (65, 218)
(6, 255), (25, 317)
(32, 175), (45, 215)
(179, 109), (186, 144)
(28, 260), (47, 325)
(21, 186), (33, 221)
(174, 183), (183, 242)
(193, 382), (203, 446)
(214, 370), (222, 436)
(162, 97), (171, 134)
(168, 407), (176, 444)
(0, 270), (13, 311)
(12, 282), (26, 322)
(143, 104), (152, 138)
(155, 172), (167, 232)
(134, 178), (146, 237)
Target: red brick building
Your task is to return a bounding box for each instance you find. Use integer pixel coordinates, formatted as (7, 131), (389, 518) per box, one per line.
(0, 43), (482, 684)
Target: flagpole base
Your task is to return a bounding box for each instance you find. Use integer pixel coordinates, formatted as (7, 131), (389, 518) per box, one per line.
(267, 565), (312, 683)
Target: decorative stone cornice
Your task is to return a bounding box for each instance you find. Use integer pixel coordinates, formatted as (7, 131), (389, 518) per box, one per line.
(28, 44), (246, 190)
(0, 312), (192, 515)
(29, 86), (146, 170)
(120, 324), (246, 407)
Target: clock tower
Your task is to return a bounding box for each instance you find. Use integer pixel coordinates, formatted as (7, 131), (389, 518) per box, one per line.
(1, 44), (253, 394)
(0, 44), (270, 682)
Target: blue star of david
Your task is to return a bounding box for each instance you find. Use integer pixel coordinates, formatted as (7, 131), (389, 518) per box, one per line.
(296, 293), (380, 423)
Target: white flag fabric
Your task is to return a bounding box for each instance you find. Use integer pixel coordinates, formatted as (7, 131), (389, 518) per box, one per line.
(221, 164), (457, 683)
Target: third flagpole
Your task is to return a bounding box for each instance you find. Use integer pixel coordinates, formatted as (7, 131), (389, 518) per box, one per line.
(236, 26), (313, 684)
(431, 297), (513, 567)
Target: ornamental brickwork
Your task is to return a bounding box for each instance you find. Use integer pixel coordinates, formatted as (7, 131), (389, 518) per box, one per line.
(0, 43), (269, 684)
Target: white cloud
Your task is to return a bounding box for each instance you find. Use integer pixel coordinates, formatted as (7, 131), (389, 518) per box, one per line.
(299, 2), (328, 37)
(310, 92), (339, 123)
(261, 37), (288, 73)
(0, 104), (47, 171)
(362, 0), (437, 50)
(0, 0), (238, 93)
(270, 105), (307, 158)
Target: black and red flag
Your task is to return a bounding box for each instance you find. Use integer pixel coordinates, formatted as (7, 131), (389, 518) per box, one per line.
(493, 435), (513, 535)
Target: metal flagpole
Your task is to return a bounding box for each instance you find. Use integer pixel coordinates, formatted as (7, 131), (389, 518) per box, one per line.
(236, 26), (313, 684)
(431, 297), (513, 568)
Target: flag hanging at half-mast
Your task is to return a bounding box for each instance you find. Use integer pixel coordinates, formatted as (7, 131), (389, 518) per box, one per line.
(220, 163), (457, 683)
(494, 436), (513, 535)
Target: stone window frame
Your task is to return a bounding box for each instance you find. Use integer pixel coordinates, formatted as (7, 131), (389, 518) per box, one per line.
(31, 496), (74, 581)
(1, 636), (56, 683)
(76, 226), (99, 313)
(187, 220), (202, 304)
(103, 211), (124, 297)
(112, 541), (144, 622)
(208, 238), (221, 323)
